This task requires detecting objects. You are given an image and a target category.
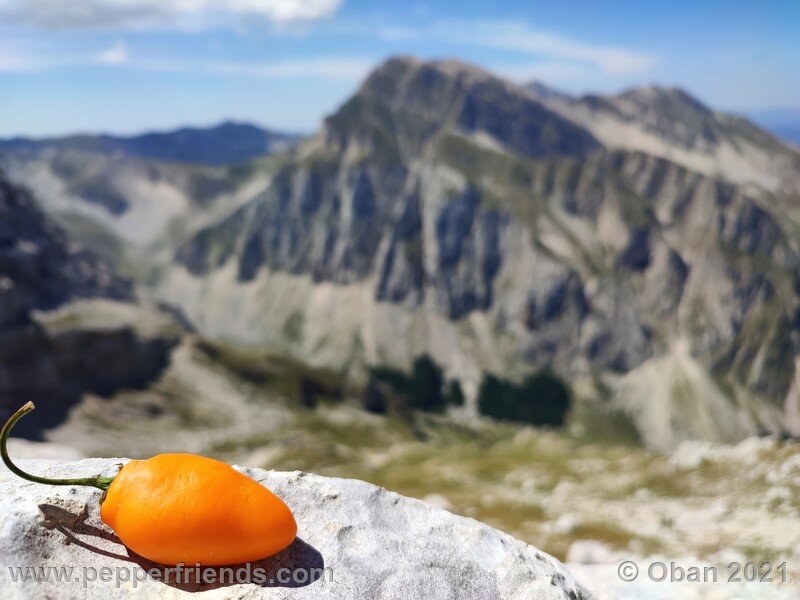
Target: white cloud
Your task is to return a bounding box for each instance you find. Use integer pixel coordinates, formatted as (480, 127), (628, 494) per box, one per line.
(0, 41), (372, 82)
(0, 0), (343, 29)
(0, 39), (79, 72)
(128, 56), (372, 81)
(375, 20), (656, 77)
(201, 57), (372, 80)
(0, 41), (26, 71)
(96, 40), (129, 64)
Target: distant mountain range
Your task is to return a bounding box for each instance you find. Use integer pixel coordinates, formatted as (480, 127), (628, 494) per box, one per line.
(2, 56), (800, 450)
(0, 121), (300, 166)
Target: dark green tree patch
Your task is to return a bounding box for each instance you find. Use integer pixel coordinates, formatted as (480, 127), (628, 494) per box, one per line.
(478, 371), (570, 427)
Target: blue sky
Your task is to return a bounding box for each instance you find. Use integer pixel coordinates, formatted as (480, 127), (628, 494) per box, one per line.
(1, 0), (798, 137)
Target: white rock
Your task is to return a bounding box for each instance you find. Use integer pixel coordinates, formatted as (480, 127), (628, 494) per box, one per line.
(548, 514), (578, 535)
(0, 459), (591, 600)
(566, 541), (621, 565)
(731, 436), (777, 462)
(566, 561), (798, 600)
(765, 453), (800, 486)
(669, 440), (715, 469)
(764, 486), (791, 508)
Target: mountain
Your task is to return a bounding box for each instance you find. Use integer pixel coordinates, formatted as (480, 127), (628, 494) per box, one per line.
(0, 121), (299, 166)
(525, 82), (800, 196)
(0, 172), (179, 436)
(0, 144), (282, 276)
(0, 122), (299, 270)
(144, 56), (800, 450)
(326, 57), (600, 160)
(4, 56), (800, 450)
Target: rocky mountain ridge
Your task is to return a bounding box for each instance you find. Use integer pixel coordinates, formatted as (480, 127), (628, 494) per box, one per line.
(525, 80), (800, 196)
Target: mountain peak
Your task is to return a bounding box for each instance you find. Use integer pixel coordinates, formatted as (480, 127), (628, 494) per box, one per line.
(615, 84), (712, 115)
(358, 56), (501, 102)
(367, 56), (495, 80)
(325, 55), (600, 161)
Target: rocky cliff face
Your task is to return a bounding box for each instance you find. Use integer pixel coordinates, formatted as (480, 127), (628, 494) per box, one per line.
(0, 459), (591, 600)
(153, 57), (800, 449)
(0, 174), (179, 436)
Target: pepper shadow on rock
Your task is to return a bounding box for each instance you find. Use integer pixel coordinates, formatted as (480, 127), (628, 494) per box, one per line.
(39, 503), (326, 592)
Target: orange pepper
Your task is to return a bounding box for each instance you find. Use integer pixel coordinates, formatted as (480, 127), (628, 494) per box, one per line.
(1, 403), (297, 566)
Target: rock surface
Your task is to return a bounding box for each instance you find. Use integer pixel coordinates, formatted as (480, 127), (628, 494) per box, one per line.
(567, 563), (798, 600)
(0, 459), (591, 599)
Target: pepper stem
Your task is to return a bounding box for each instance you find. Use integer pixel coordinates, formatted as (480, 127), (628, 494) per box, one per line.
(1, 402), (114, 491)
